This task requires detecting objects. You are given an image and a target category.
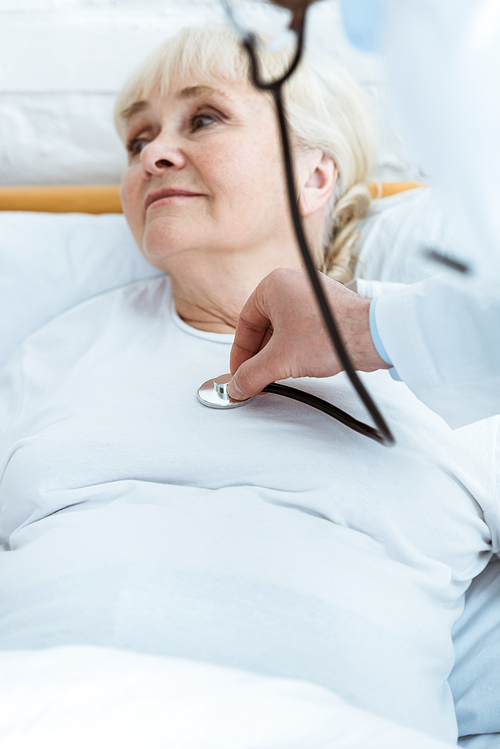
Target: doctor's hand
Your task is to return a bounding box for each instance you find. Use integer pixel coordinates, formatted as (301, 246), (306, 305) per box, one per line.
(228, 268), (390, 401)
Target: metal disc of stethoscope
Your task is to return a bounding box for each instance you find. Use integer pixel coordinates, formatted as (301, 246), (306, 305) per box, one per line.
(197, 373), (256, 409)
(197, 372), (386, 442)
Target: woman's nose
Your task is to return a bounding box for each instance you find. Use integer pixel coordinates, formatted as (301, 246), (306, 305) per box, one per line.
(140, 136), (187, 174)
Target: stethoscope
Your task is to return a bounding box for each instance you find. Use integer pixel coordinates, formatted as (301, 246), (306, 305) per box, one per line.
(198, 1), (395, 447)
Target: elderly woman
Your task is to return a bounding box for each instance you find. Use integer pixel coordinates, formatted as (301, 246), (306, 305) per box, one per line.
(0, 24), (497, 746)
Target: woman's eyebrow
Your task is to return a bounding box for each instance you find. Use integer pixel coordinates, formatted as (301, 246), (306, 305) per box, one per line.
(121, 87), (230, 128)
(121, 100), (150, 126)
(178, 85), (230, 100)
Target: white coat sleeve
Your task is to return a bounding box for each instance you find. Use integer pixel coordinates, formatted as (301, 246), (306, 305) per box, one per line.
(375, 276), (500, 429)
(335, 0), (500, 428)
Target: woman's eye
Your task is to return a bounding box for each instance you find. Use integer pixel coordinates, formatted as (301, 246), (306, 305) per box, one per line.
(126, 138), (148, 157)
(191, 113), (219, 131)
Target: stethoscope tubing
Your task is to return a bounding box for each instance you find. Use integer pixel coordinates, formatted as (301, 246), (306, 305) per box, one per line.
(263, 382), (383, 440)
(221, 0), (395, 445)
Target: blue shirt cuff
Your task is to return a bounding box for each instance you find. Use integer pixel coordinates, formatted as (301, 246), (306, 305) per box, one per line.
(369, 299), (401, 381)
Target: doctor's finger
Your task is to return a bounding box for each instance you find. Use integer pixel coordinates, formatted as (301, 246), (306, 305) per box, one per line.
(229, 341), (283, 400)
(229, 295), (274, 376)
(230, 321), (274, 378)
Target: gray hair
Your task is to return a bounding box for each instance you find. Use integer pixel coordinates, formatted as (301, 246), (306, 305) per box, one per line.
(114, 24), (377, 283)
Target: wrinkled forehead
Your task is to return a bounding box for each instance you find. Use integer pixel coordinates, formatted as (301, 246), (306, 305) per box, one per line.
(120, 80), (265, 134)
(117, 67), (251, 137)
(123, 82), (232, 114)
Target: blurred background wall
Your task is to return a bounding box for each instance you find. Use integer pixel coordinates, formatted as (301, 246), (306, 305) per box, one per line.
(0, 0), (423, 186)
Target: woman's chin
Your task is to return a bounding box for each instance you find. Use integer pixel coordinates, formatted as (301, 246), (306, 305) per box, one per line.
(141, 224), (196, 267)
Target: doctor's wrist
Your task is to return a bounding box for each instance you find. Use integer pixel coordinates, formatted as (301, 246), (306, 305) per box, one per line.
(348, 295), (392, 373)
(333, 289), (390, 374)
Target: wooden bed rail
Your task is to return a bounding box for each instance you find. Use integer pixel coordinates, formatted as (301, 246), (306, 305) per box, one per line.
(0, 182), (424, 214)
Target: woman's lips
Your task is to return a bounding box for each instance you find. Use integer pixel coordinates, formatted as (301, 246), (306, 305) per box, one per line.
(145, 189), (203, 210)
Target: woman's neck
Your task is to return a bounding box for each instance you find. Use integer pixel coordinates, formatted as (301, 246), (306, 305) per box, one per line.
(172, 277), (245, 334)
(167, 243), (306, 334)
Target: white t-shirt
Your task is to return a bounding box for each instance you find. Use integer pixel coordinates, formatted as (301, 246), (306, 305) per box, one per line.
(0, 275), (498, 743)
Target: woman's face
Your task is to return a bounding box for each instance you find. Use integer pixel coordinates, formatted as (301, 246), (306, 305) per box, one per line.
(120, 78), (296, 271)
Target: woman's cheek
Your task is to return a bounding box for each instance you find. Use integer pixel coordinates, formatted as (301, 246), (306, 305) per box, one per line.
(120, 171), (133, 215)
(120, 174), (145, 248)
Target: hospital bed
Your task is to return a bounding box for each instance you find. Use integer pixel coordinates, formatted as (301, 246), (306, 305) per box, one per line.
(0, 183), (498, 748)
(0, 181), (423, 213)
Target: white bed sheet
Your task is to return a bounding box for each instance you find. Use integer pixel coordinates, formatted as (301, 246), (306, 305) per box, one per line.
(0, 645), (455, 749)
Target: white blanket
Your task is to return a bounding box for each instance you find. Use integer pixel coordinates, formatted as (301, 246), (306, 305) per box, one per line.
(0, 645), (454, 749)
(1, 275), (499, 744)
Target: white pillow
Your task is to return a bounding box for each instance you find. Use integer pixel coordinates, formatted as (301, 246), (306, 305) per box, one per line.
(0, 188), (449, 375)
(354, 186), (456, 285)
(0, 211), (162, 373)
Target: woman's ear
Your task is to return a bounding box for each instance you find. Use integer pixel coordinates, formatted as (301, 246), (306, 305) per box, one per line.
(297, 151), (338, 218)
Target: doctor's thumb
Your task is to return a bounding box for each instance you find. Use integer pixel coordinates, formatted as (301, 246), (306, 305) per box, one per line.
(228, 351), (276, 401)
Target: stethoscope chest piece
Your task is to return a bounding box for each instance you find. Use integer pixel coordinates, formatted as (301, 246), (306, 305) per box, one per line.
(197, 373), (256, 409)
